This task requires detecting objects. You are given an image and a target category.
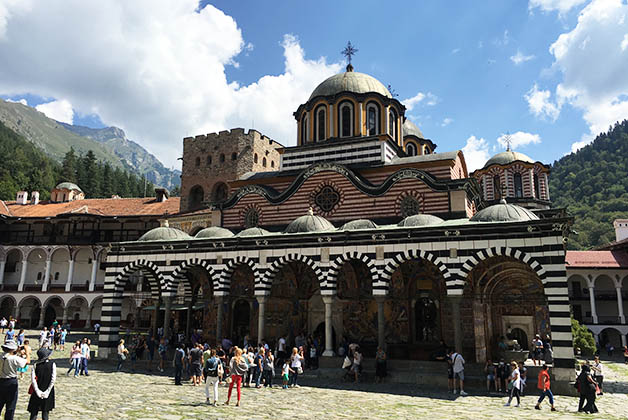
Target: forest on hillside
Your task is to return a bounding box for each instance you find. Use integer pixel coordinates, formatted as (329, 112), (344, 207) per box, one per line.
(0, 122), (155, 201)
(550, 120), (628, 249)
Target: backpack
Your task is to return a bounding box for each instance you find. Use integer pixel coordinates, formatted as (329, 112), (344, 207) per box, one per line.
(204, 357), (219, 377)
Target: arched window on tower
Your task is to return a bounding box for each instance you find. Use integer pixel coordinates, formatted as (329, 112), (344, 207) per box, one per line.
(339, 102), (353, 137)
(219, 153), (225, 163)
(315, 106), (326, 141)
(514, 173), (523, 198)
(212, 183), (228, 203)
(195, 157), (200, 167)
(406, 142), (417, 157)
(367, 103), (379, 136)
(533, 173), (540, 199)
(189, 185), (204, 209)
(206, 155), (212, 165)
(262, 157), (267, 167)
(254, 153), (258, 164)
(231, 152), (237, 161)
(389, 108), (397, 141)
(301, 114), (309, 143)
(493, 175), (502, 200)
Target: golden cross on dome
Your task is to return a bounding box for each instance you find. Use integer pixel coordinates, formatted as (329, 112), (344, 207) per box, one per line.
(341, 41), (358, 64)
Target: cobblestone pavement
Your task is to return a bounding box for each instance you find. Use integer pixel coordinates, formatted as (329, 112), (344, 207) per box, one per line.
(9, 332), (628, 420)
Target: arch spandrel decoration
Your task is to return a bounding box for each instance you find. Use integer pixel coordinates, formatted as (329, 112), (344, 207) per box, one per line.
(169, 258), (219, 296)
(219, 256), (261, 295)
(378, 249), (450, 295)
(460, 247), (547, 285)
(261, 254), (324, 295)
(327, 252), (379, 294)
(110, 259), (167, 299)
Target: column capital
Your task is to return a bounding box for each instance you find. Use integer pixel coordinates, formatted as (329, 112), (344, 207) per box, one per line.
(322, 295), (334, 305)
(374, 295), (386, 304)
(256, 295), (267, 304)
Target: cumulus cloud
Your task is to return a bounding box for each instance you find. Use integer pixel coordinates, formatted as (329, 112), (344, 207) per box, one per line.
(402, 92), (438, 111)
(35, 99), (73, 124)
(525, 84), (561, 121)
(0, 1), (342, 167)
(497, 131), (541, 149)
(529, 0), (587, 14)
(546, 0), (628, 152)
(441, 117), (453, 127)
(462, 135), (491, 172)
(510, 50), (535, 65)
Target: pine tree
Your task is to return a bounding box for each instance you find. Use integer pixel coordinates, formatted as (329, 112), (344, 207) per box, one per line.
(101, 163), (114, 197)
(82, 150), (101, 198)
(61, 148), (78, 183)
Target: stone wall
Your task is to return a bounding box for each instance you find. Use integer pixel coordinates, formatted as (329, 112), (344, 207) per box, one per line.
(180, 128), (282, 212)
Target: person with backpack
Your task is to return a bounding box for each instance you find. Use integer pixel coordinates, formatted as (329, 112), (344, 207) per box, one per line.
(203, 349), (222, 405)
(450, 350), (467, 396)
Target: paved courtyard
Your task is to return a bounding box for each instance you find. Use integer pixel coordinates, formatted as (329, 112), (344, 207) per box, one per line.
(9, 332), (628, 420)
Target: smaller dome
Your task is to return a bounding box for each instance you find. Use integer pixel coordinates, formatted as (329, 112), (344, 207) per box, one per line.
(285, 208), (335, 233)
(470, 200), (539, 222)
(195, 226), (234, 239)
(483, 151), (534, 169)
(398, 214), (444, 227)
(55, 182), (82, 192)
(403, 119), (424, 139)
(235, 227), (272, 237)
(341, 219), (378, 230)
(138, 226), (192, 242)
(309, 69), (392, 100)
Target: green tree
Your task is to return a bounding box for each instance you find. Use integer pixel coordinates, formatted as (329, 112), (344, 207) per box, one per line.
(571, 317), (596, 357)
(61, 148), (78, 183)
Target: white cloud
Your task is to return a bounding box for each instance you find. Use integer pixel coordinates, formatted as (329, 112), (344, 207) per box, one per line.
(6, 98), (27, 105)
(529, 0), (587, 14)
(462, 135), (491, 172)
(402, 92), (438, 111)
(547, 0), (628, 152)
(0, 1), (342, 167)
(525, 84), (561, 121)
(621, 33), (628, 51)
(35, 99), (74, 124)
(497, 131), (541, 149)
(510, 50), (536, 65)
(441, 117), (453, 127)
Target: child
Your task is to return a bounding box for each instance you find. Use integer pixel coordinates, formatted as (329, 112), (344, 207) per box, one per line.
(60, 329), (67, 351)
(18, 340), (32, 379)
(282, 360), (293, 389)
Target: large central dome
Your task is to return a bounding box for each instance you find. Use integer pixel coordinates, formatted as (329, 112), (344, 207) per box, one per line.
(309, 69), (392, 100)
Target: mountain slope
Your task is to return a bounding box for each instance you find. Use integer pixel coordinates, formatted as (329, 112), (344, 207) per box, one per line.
(61, 123), (180, 190)
(550, 120), (628, 249)
(0, 100), (180, 190)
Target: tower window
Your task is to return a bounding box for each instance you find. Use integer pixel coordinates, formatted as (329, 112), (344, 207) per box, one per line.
(406, 142), (417, 157)
(493, 175), (502, 200)
(254, 153), (258, 164)
(231, 152), (237, 161)
(367, 103), (379, 136)
(534, 173), (540, 199)
(262, 157), (267, 167)
(271, 161), (275, 168)
(301, 114), (309, 143)
(315, 107), (326, 141)
(195, 157), (200, 167)
(206, 155), (212, 165)
(339, 102), (353, 137)
(389, 108), (397, 141)
(219, 154), (225, 163)
(514, 173), (523, 198)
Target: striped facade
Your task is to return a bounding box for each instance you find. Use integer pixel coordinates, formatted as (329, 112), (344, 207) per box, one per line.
(100, 216), (575, 381)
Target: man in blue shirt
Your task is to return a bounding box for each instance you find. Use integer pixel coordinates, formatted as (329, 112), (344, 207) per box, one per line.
(174, 344), (185, 385)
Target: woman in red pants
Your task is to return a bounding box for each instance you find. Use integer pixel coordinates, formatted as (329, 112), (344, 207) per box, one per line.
(225, 347), (249, 407)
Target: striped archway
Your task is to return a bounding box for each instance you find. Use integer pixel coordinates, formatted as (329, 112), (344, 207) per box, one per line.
(327, 251), (379, 295)
(460, 247), (546, 284)
(261, 253), (324, 295)
(168, 258), (218, 298)
(219, 256), (260, 295)
(378, 249), (450, 295)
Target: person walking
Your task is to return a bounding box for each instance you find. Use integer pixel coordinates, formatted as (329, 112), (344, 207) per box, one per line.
(225, 347), (248, 407)
(0, 340), (27, 420)
(591, 356), (604, 395)
(0, 318), (6, 334)
(189, 343), (203, 386)
(534, 364), (556, 411)
(67, 341), (82, 377)
(4, 326), (15, 343)
(281, 359), (293, 389)
(254, 347), (265, 388)
(173, 344), (185, 385)
(16, 330), (25, 347)
(28, 348), (56, 420)
(18, 340), (31, 380)
(504, 361), (521, 407)
(38, 328), (47, 350)
(117, 339), (129, 372)
(263, 349), (274, 388)
(450, 350), (467, 396)
(203, 349), (221, 405)
(577, 364), (598, 414)
(79, 338), (90, 376)
(158, 338), (167, 372)
(289, 347), (304, 388)
(59, 329), (67, 352)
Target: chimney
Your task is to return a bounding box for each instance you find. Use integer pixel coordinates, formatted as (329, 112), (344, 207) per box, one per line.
(155, 188), (169, 202)
(614, 219), (628, 242)
(16, 191), (28, 205)
(31, 191), (40, 205)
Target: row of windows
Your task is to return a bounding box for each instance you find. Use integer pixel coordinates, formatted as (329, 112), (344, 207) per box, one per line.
(491, 173), (542, 199)
(253, 154), (275, 168)
(301, 101), (398, 143)
(194, 152), (237, 168)
(405, 142), (432, 157)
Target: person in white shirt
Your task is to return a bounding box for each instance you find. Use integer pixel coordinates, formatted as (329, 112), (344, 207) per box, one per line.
(591, 356), (604, 395)
(451, 351), (468, 396)
(38, 328), (47, 349)
(277, 336), (287, 363)
(0, 340), (27, 420)
(505, 361), (521, 407)
(0, 317), (7, 334)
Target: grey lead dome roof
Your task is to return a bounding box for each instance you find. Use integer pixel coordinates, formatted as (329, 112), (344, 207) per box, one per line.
(235, 227), (272, 237)
(470, 201), (539, 222)
(403, 119), (425, 139)
(341, 219), (378, 230)
(55, 182), (83, 192)
(483, 151), (534, 169)
(285, 210), (335, 233)
(195, 226), (234, 239)
(309, 70), (392, 100)
(398, 214), (444, 227)
(138, 226), (192, 242)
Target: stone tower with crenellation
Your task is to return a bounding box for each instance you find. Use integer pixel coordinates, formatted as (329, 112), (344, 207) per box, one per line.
(180, 128), (282, 212)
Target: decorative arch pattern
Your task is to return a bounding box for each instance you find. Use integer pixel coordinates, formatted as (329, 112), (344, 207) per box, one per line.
(378, 249), (450, 293)
(169, 258), (218, 296)
(327, 252), (379, 293)
(261, 254), (324, 294)
(112, 259), (166, 299)
(459, 247), (547, 285)
(219, 256), (260, 294)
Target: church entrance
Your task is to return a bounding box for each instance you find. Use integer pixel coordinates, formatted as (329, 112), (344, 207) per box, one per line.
(232, 299), (251, 344)
(228, 264), (256, 345)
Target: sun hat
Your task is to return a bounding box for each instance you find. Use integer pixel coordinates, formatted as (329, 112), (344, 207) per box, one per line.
(1, 340), (18, 351)
(37, 347), (53, 360)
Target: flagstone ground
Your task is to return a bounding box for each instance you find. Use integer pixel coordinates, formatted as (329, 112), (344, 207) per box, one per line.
(10, 331), (628, 420)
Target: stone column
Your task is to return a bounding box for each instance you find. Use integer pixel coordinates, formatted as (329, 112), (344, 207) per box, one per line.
(0, 259), (6, 286)
(185, 300), (193, 339)
(89, 255), (99, 292)
(134, 305), (141, 329)
(85, 305), (92, 329)
(163, 297), (172, 341)
(588, 285), (598, 324)
(41, 257), (52, 292)
(37, 304), (45, 329)
(375, 296), (386, 350)
(65, 258), (75, 292)
(18, 260), (28, 292)
(322, 295), (334, 356)
(256, 296), (267, 342)
(616, 283), (625, 324)
(215, 297), (224, 345)
(62, 304), (69, 325)
(450, 296), (463, 353)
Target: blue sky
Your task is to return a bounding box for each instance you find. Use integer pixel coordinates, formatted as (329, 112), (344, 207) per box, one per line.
(1, 0), (626, 170)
